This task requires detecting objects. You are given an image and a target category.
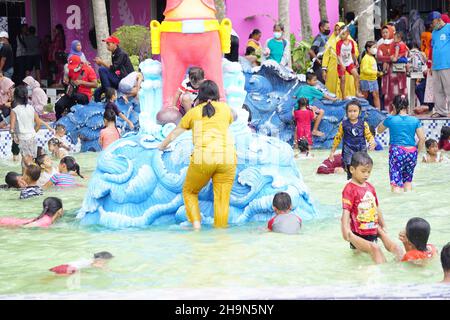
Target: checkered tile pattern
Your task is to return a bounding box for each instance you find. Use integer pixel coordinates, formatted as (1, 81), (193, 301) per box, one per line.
(376, 119), (450, 148)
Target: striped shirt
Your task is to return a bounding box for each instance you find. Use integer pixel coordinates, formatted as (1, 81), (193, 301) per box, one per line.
(19, 186), (43, 199)
(50, 173), (76, 187)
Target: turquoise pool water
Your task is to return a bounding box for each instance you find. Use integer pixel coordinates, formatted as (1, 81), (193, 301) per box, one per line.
(0, 150), (449, 299)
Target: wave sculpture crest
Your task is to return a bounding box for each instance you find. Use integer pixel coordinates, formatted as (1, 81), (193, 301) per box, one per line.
(77, 59), (317, 228)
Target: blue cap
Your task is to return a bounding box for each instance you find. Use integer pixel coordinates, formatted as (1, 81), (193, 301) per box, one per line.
(426, 11), (441, 25)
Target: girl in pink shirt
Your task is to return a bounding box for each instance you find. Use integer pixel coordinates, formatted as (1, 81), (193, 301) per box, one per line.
(99, 108), (120, 150)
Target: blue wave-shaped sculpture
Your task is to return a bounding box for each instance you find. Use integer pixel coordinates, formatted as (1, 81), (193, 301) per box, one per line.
(244, 61), (387, 148)
(56, 100), (140, 152)
(77, 59), (317, 228)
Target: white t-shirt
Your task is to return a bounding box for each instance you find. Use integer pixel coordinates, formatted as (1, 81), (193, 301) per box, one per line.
(337, 41), (355, 67)
(37, 167), (58, 187)
(13, 104), (36, 141)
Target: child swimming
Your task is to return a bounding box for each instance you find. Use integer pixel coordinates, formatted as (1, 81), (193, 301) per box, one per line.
(35, 154), (58, 187)
(49, 251), (114, 275)
(341, 152), (398, 264)
(423, 139), (449, 163)
(0, 197), (63, 228)
(267, 192), (302, 235)
(20, 164), (43, 199)
(43, 156), (84, 188)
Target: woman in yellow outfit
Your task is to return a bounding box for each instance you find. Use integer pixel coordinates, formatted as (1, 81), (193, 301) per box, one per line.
(159, 80), (237, 230)
(322, 22), (360, 99)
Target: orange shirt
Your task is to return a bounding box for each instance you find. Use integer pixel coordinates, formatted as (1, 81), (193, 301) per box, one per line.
(421, 31), (432, 58)
(401, 244), (437, 262)
(99, 126), (120, 150)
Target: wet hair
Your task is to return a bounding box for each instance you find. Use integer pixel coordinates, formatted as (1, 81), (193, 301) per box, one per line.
(94, 251), (114, 260)
(197, 80), (220, 118)
(297, 138), (310, 152)
(245, 46), (256, 56)
(306, 73), (317, 83)
(105, 87), (117, 102)
(29, 26), (36, 35)
(392, 95), (409, 114)
(439, 126), (450, 148)
(13, 85), (28, 105)
(248, 29), (261, 39)
(345, 12), (356, 23)
(297, 97), (309, 109)
(60, 156), (84, 179)
(188, 67), (205, 85)
(5, 172), (20, 188)
(395, 31), (404, 41)
(425, 139), (438, 149)
(441, 243), (450, 272)
(272, 192), (292, 211)
(273, 23), (285, 32)
(35, 197), (63, 220)
(242, 104), (252, 122)
(319, 20), (329, 30)
(350, 152), (373, 168)
(365, 41), (377, 52)
(25, 164), (41, 182)
(405, 218), (430, 251)
(103, 108), (116, 123)
(346, 99), (362, 114)
(35, 154), (49, 168)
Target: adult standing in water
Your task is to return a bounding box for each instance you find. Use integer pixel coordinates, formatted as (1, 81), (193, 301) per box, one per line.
(159, 80), (237, 230)
(377, 96), (425, 193)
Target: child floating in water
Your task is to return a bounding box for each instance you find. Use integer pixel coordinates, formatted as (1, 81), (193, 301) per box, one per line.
(267, 192), (302, 235)
(36, 154), (58, 187)
(377, 218), (437, 264)
(423, 139), (449, 163)
(441, 243), (450, 283)
(49, 251), (114, 275)
(341, 152), (398, 264)
(20, 164), (43, 199)
(3, 171), (27, 189)
(172, 67), (205, 115)
(0, 197), (63, 228)
(43, 156), (84, 188)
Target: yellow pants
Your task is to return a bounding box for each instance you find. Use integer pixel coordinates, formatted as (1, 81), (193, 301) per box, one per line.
(183, 162), (237, 228)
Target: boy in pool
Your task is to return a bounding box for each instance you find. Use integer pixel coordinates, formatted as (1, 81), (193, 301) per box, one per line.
(341, 152), (397, 264)
(441, 243), (450, 283)
(267, 192), (302, 235)
(49, 251), (114, 275)
(20, 164), (43, 200)
(377, 218), (437, 264)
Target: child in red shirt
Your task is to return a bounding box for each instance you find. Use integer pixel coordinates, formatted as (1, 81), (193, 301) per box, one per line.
(317, 154), (344, 174)
(293, 98), (315, 153)
(391, 31), (409, 64)
(439, 126), (450, 151)
(341, 152), (399, 264)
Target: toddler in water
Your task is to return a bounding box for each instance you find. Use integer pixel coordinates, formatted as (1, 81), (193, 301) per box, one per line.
(341, 152), (399, 264)
(36, 154), (58, 187)
(43, 156), (84, 189)
(172, 67), (205, 115)
(47, 137), (69, 159)
(104, 87), (134, 130)
(329, 100), (375, 179)
(267, 192), (302, 235)
(0, 197), (63, 228)
(99, 108), (120, 150)
(423, 139), (449, 163)
(20, 164), (43, 200)
(49, 251), (114, 275)
(53, 124), (74, 152)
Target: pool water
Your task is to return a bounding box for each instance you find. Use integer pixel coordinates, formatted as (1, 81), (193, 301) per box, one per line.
(0, 150), (449, 299)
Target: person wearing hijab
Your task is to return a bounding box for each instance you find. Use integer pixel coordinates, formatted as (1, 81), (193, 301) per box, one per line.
(23, 76), (48, 115)
(322, 22), (360, 99)
(68, 40), (87, 63)
(408, 10), (425, 49)
(0, 71), (14, 128)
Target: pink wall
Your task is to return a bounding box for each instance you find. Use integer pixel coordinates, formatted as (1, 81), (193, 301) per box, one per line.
(225, 0), (340, 54)
(109, 0), (152, 33)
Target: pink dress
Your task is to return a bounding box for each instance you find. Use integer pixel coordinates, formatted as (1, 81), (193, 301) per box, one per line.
(0, 215), (53, 228)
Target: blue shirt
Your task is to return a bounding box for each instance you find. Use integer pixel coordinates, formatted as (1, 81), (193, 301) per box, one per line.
(432, 24), (450, 70)
(383, 115), (422, 147)
(293, 85), (324, 104)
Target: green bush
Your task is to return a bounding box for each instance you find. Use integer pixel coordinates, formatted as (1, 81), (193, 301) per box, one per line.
(113, 25), (151, 63)
(290, 33), (313, 75)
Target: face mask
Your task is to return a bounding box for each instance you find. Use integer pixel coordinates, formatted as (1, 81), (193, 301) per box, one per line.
(273, 32), (282, 39)
(323, 30), (331, 36)
(370, 48), (378, 55)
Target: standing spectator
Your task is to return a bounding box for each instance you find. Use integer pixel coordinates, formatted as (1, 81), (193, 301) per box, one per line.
(0, 31), (14, 79)
(15, 24), (28, 83)
(0, 71), (14, 129)
(93, 36), (134, 102)
(246, 29), (262, 64)
(23, 76), (47, 116)
(263, 23), (290, 67)
(360, 41), (382, 109)
(24, 26), (42, 84)
(377, 96), (425, 193)
(421, 24), (433, 58)
(408, 10), (425, 49)
(428, 11), (450, 118)
(55, 55), (97, 120)
(312, 20), (331, 55)
(48, 24), (66, 87)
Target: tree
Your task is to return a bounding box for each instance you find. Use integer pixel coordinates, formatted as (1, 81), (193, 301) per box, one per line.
(319, 0), (328, 22)
(299, 0), (312, 41)
(214, 0), (226, 22)
(92, 0), (110, 63)
(279, 0), (292, 67)
(357, 0), (374, 50)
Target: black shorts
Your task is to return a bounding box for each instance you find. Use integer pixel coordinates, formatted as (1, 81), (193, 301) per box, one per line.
(26, 55), (41, 71)
(350, 232), (378, 250)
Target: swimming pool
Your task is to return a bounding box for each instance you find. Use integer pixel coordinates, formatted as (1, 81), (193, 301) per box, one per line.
(0, 150), (449, 299)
